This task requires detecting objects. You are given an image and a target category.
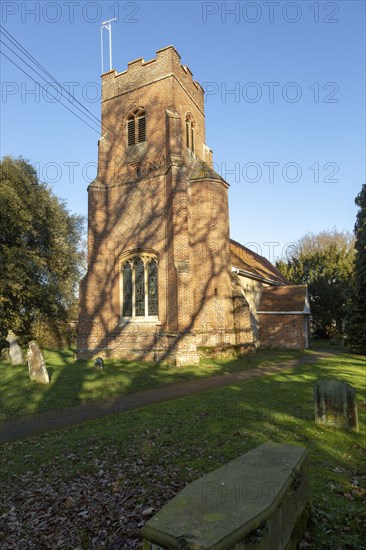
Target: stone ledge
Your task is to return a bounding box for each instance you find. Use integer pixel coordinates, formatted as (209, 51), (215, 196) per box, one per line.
(141, 441), (309, 550)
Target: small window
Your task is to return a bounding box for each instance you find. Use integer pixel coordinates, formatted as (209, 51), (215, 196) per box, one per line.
(186, 114), (195, 152)
(127, 109), (146, 146)
(186, 120), (190, 148)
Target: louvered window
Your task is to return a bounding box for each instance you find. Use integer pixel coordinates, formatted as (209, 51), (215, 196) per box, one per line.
(127, 117), (135, 146)
(127, 109), (146, 146)
(138, 114), (146, 142)
(122, 255), (158, 319)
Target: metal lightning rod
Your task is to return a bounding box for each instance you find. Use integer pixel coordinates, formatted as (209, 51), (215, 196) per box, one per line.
(101, 18), (116, 73)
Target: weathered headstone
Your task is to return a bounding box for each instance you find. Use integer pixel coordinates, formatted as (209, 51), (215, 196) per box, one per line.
(94, 357), (104, 370)
(314, 379), (358, 432)
(1, 348), (10, 361)
(27, 341), (49, 384)
(5, 330), (24, 366)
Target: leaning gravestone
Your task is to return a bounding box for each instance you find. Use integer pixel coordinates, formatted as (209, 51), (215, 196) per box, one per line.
(27, 341), (49, 384)
(314, 379), (358, 432)
(94, 357), (104, 370)
(5, 330), (24, 366)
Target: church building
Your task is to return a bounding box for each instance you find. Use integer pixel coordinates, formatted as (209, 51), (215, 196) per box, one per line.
(77, 46), (310, 365)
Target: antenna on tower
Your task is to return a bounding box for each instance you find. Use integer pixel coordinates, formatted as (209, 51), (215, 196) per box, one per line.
(101, 18), (117, 73)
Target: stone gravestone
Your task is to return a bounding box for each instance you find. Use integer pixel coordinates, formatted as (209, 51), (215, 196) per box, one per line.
(314, 379), (358, 432)
(27, 341), (49, 384)
(1, 348), (10, 361)
(94, 357), (104, 370)
(5, 330), (24, 366)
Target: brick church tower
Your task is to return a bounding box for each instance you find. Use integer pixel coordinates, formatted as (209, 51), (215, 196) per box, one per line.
(77, 46), (250, 365)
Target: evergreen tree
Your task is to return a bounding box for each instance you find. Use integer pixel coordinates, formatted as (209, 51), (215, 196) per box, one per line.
(347, 184), (366, 354)
(0, 156), (84, 346)
(276, 230), (355, 339)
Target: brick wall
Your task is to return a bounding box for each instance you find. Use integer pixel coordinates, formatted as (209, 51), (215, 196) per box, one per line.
(77, 46), (309, 363)
(77, 46), (241, 364)
(258, 314), (307, 349)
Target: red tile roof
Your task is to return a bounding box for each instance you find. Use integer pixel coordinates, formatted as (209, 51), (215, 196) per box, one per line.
(259, 285), (309, 313)
(230, 239), (292, 285)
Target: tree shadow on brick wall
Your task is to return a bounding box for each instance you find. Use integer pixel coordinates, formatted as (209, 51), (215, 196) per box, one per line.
(37, 96), (254, 412)
(76, 95), (252, 363)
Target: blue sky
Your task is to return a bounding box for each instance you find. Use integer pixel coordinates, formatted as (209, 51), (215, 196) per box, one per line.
(1, 0), (365, 262)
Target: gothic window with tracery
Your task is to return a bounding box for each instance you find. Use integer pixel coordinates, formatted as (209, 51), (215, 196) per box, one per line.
(121, 255), (158, 319)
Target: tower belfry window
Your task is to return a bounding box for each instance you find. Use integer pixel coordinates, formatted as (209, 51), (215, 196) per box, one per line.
(127, 117), (135, 146)
(138, 114), (146, 142)
(127, 109), (146, 146)
(186, 114), (195, 152)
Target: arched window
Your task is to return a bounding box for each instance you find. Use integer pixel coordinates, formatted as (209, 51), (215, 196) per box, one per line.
(122, 255), (158, 319)
(186, 114), (195, 152)
(127, 109), (146, 146)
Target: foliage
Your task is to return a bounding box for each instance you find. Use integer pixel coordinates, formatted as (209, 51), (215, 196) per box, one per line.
(346, 184), (366, 354)
(0, 353), (364, 548)
(0, 156), (84, 347)
(276, 229), (355, 339)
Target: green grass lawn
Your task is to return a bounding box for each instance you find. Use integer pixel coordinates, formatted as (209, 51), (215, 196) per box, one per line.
(0, 347), (303, 420)
(0, 352), (365, 548)
(308, 338), (348, 351)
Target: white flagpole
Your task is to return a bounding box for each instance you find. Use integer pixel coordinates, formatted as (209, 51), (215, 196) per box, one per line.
(100, 24), (104, 74)
(101, 18), (117, 73)
(109, 22), (113, 71)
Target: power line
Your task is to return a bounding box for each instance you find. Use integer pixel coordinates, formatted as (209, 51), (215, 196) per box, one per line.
(0, 25), (116, 138)
(0, 24), (103, 129)
(0, 39), (102, 132)
(0, 50), (101, 135)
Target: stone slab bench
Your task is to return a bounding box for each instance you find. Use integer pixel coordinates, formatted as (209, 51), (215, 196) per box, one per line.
(141, 442), (309, 550)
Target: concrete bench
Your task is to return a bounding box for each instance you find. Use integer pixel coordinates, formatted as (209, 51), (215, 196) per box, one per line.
(141, 441), (309, 550)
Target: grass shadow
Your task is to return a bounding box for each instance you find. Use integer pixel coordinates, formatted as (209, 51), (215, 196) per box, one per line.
(0, 347), (305, 420)
(0, 352), (364, 548)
